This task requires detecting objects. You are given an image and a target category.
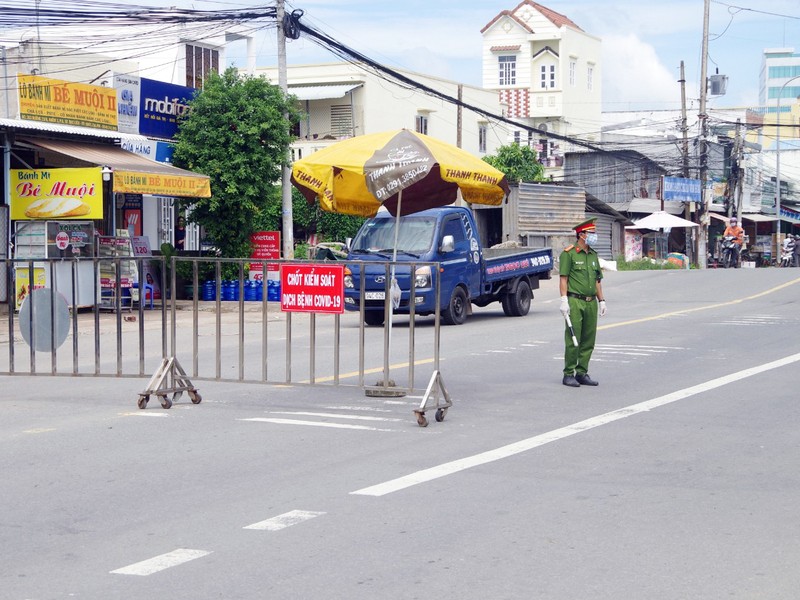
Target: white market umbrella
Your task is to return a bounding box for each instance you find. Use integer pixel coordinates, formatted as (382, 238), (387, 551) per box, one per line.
(625, 211), (699, 231)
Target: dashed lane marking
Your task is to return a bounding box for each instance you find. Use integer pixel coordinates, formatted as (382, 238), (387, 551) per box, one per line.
(239, 417), (397, 432)
(243, 509), (325, 531)
(110, 548), (211, 576)
(268, 411), (405, 422)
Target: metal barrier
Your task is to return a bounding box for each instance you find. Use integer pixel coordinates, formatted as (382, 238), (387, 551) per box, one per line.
(0, 257), (450, 426)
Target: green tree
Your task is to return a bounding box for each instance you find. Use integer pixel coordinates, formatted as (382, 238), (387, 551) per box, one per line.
(172, 67), (301, 258)
(483, 143), (545, 184)
(291, 188), (365, 244)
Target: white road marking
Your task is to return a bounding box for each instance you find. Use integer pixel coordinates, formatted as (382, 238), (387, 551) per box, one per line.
(244, 510), (325, 531)
(323, 405), (393, 412)
(240, 418), (396, 431)
(267, 411), (403, 422)
(351, 353), (800, 497)
(110, 548), (211, 576)
(120, 412), (170, 418)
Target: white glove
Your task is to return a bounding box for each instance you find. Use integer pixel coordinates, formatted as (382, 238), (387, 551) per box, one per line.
(559, 296), (570, 317)
(599, 300), (607, 317)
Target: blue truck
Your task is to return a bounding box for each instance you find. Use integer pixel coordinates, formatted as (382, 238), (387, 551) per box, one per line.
(343, 206), (553, 325)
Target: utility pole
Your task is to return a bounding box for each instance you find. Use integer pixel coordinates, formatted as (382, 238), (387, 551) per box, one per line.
(277, 0), (294, 259)
(679, 61), (692, 260)
(697, 0), (711, 268)
(730, 118), (742, 218)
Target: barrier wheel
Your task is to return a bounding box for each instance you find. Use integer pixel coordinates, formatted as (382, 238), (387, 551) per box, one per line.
(416, 412), (428, 428)
(189, 391), (202, 404)
(159, 394), (173, 409)
(435, 408), (447, 422)
(172, 391), (183, 403)
(137, 395), (149, 409)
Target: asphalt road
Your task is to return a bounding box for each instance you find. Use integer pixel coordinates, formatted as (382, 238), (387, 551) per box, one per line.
(3, 267), (800, 599)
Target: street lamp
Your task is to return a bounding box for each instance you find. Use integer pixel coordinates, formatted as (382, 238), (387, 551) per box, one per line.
(775, 75), (800, 243)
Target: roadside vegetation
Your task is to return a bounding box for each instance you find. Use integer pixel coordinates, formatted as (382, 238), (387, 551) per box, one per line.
(615, 256), (685, 271)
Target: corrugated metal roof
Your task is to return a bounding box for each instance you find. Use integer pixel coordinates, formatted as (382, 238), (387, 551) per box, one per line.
(288, 83), (362, 101)
(0, 117), (149, 142)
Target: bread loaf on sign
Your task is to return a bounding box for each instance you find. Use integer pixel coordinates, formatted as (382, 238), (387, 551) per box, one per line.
(24, 198), (91, 219)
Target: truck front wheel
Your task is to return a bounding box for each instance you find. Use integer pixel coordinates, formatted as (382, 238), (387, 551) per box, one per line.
(506, 280), (532, 317)
(364, 311), (385, 327)
(442, 286), (468, 325)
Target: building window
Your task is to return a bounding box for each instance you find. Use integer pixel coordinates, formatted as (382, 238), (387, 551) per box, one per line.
(499, 55), (516, 86)
(513, 130), (521, 144)
(569, 60), (576, 86)
(769, 86), (800, 100)
(185, 44), (219, 88)
(415, 114), (428, 135)
(541, 65), (556, 89)
(331, 105), (353, 137)
(478, 124), (487, 153)
(549, 96), (556, 106)
(536, 97), (543, 107)
(587, 65), (594, 91)
(769, 65), (800, 78)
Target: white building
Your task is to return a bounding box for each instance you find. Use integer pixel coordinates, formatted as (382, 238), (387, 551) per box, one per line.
(759, 47), (800, 116)
(256, 62), (511, 161)
(479, 1), (602, 173)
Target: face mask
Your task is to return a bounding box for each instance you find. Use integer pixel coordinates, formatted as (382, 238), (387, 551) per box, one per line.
(585, 233), (598, 246)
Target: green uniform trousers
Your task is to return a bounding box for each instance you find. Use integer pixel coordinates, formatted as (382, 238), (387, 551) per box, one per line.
(563, 296), (598, 376)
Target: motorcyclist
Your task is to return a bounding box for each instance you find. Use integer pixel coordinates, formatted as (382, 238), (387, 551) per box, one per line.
(794, 234), (800, 267)
(723, 217), (744, 264)
(782, 234), (797, 267)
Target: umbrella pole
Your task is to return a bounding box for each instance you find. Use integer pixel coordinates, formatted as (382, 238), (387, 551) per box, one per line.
(385, 190), (402, 386)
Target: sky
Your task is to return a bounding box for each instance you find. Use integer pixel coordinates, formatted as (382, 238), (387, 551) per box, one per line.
(199, 0), (800, 113)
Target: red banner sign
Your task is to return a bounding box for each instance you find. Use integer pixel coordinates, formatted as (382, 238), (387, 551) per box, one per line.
(280, 264), (344, 314)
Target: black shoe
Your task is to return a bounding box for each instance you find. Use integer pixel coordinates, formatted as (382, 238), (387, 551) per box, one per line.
(575, 373), (599, 386)
(562, 375), (580, 387)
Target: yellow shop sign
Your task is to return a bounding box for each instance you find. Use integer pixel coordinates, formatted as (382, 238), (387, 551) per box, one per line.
(18, 74), (118, 130)
(11, 168), (104, 220)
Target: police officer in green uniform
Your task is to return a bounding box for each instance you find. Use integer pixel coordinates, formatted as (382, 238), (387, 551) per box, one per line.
(559, 218), (607, 387)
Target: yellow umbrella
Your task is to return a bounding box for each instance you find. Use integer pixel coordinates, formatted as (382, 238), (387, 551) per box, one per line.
(291, 129), (509, 218)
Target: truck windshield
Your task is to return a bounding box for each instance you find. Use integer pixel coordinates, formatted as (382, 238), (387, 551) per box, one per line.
(350, 217), (436, 255)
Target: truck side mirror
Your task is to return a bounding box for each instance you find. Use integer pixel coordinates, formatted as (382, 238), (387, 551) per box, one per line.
(440, 235), (455, 253)
(345, 237), (352, 251)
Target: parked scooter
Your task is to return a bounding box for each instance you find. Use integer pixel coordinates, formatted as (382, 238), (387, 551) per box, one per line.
(720, 235), (740, 269)
(779, 235), (796, 268)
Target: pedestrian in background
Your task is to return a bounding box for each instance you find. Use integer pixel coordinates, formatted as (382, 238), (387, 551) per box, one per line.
(559, 218), (607, 387)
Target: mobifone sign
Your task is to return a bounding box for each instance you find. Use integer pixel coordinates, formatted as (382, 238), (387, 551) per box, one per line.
(114, 74), (195, 139)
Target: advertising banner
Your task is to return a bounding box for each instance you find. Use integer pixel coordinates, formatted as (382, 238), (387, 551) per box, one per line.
(249, 231), (281, 280)
(112, 172), (210, 197)
(139, 78), (194, 139)
(10, 168), (104, 220)
(663, 177), (702, 203)
(280, 264), (344, 314)
(115, 74), (141, 134)
(18, 74), (118, 130)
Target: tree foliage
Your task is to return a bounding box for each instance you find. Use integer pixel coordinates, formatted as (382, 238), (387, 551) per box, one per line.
(172, 67), (301, 258)
(482, 143), (545, 184)
(291, 188), (365, 244)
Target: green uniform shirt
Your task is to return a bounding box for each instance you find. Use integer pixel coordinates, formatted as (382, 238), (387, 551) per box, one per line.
(559, 245), (603, 296)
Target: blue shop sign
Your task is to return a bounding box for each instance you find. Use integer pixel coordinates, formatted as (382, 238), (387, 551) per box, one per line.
(139, 78), (195, 139)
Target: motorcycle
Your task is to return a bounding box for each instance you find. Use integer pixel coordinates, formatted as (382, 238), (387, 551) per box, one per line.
(779, 236), (796, 268)
(720, 235), (740, 269)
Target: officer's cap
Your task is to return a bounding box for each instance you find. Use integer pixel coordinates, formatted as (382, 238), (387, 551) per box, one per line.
(573, 218), (597, 234)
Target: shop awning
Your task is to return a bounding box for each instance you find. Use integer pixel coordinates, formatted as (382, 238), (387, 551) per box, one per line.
(288, 83), (362, 101)
(20, 137), (211, 198)
(710, 213), (778, 223)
